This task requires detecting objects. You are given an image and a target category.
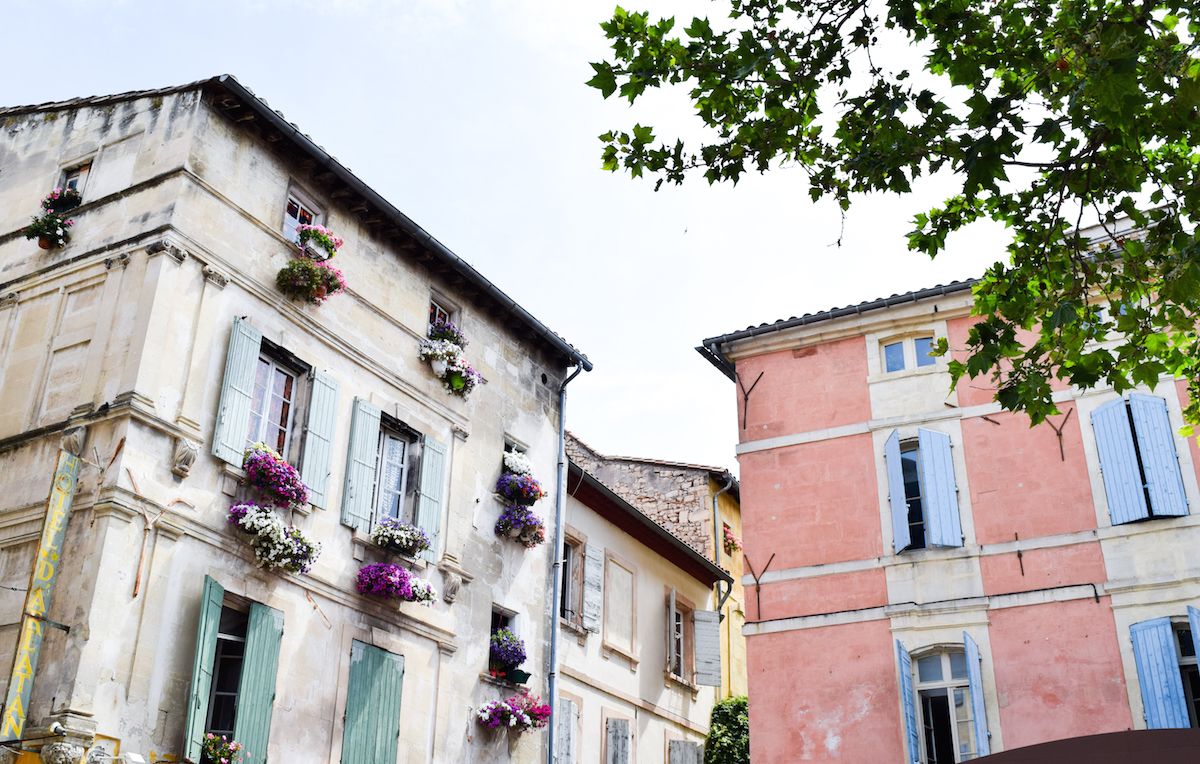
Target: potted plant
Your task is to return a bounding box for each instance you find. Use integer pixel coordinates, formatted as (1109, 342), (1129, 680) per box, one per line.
(370, 517), (430, 556)
(243, 442), (309, 507)
(355, 562), (437, 605)
(494, 506), (546, 548)
(475, 691), (551, 734)
(227, 503), (321, 574)
(495, 472), (546, 507)
(41, 188), (82, 214)
(201, 733), (245, 764)
(723, 525), (742, 556)
(428, 317), (468, 348)
(295, 223), (343, 260)
(489, 628), (527, 679)
(23, 212), (73, 249)
(275, 257), (346, 304)
(417, 339), (485, 397)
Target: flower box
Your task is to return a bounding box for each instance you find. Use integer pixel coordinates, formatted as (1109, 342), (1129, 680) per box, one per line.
(489, 628), (527, 672)
(23, 212), (73, 249)
(295, 223), (343, 261)
(243, 443), (308, 507)
(355, 562), (437, 605)
(370, 518), (430, 557)
(227, 503), (321, 574)
(418, 339), (484, 398)
(276, 256), (346, 304)
(495, 472), (546, 506)
(476, 691), (551, 734)
(494, 506), (546, 548)
(41, 188), (82, 214)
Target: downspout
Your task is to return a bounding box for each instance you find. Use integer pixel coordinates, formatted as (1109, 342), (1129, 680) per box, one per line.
(712, 475), (736, 619)
(547, 364), (583, 764)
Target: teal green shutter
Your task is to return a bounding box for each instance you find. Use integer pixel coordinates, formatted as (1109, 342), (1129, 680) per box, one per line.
(1129, 394), (1189, 517)
(415, 437), (447, 562)
(342, 640), (405, 764)
(341, 398), (381, 531)
(301, 371), (340, 509)
(183, 576), (225, 761)
(896, 640), (919, 764)
(212, 318), (262, 465)
(233, 604), (284, 763)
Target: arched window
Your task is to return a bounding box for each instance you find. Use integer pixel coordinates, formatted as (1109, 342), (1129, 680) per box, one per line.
(913, 648), (978, 762)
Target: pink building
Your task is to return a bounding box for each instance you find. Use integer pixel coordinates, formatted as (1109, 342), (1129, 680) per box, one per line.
(699, 280), (1200, 762)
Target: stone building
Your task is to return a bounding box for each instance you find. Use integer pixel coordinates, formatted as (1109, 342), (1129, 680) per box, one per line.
(0, 76), (589, 763)
(564, 435), (746, 699)
(699, 276), (1200, 761)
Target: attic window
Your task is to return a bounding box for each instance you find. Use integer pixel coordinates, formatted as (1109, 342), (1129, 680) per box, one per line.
(282, 188), (322, 244)
(61, 163), (90, 197)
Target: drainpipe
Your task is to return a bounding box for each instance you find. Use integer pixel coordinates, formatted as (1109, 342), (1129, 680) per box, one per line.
(712, 475), (735, 618)
(547, 364), (583, 764)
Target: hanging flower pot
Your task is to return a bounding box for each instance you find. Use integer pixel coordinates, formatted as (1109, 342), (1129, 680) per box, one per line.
(23, 211), (73, 249)
(418, 339), (484, 399)
(37, 235), (52, 250)
(430, 358), (449, 377)
(370, 518), (431, 557)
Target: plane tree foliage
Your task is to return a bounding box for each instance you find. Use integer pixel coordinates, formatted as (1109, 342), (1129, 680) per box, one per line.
(587, 1), (1200, 430)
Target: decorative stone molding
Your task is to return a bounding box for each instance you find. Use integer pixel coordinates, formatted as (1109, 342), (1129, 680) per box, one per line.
(85, 747), (111, 764)
(146, 238), (188, 264)
(104, 253), (131, 270)
(202, 265), (228, 288)
(437, 557), (474, 604)
(61, 426), (87, 457)
(452, 424), (470, 441)
(40, 742), (85, 764)
(0, 292), (17, 309)
(171, 437), (199, 479)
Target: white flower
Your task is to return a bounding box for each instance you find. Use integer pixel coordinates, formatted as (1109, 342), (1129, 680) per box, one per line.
(502, 450), (534, 476)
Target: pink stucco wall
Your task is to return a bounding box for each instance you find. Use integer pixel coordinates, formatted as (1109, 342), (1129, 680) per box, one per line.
(749, 569), (888, 621)
(747, 620), (902, 762)
(988, 598), (1132, 748)
(946, 317), (1072, 408)
(979, 542), (1107, 596)
(738, 434), (882, 570)
(1177, 380), (1200, 485)
(735, 336), (871, 442)
(963, 406), (1098, 544)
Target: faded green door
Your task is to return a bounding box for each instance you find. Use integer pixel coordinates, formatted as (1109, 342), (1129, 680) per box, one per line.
(342, 640), (405, 764)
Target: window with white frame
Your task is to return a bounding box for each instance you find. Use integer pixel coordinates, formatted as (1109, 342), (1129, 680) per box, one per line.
(205, 605), (248, 738)
(882, 335), (938, 373)
(247, 354), (301, 455)
(883, 429), (962, 552)
(61, 163), (91, 197)
(914, 650), (978, 762)
(429, 298), (453, 331)
(371, 419), (420, 527)
(667, 592), (694, 680)
(282, 189), (321, 244)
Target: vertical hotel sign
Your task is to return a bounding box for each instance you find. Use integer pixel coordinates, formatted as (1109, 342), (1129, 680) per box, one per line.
(0, 451), (81, 739)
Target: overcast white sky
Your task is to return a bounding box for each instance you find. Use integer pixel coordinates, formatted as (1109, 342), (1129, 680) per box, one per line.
(4, 1), (1010, 471)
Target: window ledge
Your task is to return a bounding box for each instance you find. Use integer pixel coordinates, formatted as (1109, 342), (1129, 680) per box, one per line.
(559, 617), (587, 643)
(664, 671), (700, 695)
(350, 534), (427, 569)
(601, 641), (639, 670)
(479, 671), (530, 691)
(868, 364), (945, 384)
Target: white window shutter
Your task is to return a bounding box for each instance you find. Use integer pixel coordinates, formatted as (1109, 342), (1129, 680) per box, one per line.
(896, 640), (920, 764)
(1129, 394), (1189, 517)
(340, 398), (381, 531)
(605, 718), (630, 764)
(693, 609), (722, 687)
(918, 428), (963, 547)
(415, 437), (447, 562)
(582, 545), (603, 633)
(212, 317), (262, 465)
(962, 631), (991, 756)
(1092, 398), (1151, 524)
(668, 740), (704, 764)
(299, 371), (339, 509)
(555, 697), (576, 763)
(883, 430), (911, 552)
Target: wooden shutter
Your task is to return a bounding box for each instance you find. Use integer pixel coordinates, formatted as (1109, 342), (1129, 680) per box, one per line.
(666, 589), (678, 673)
(918, 428), (962, 548)
(605, 718), (630, 764)
(183, 576), (224, 762)
(582, 545), (603, 633)
(884, 430), (911, 552)
(668, 740), (704, 764)
(555, 697), (576, 764)
(212, 318), (262, 465)
(1189, 607), (1200, 659)
(1129, 394), (1189, 517)
(1130, 617), (1190, 729)
(895, 640), (920, 764)
(694, 609), (721, 687)
(341, 398), (381, 531)
(1092, 398), (1151, 524)
(415, 436), (447, 562)
(300, 371), (340, 509)
(341, 640), (405, 764)
(234, 604), (284, 763)
(962, 631), (991, 757)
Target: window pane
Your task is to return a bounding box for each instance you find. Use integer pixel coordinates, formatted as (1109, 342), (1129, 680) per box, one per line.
(914, 336), (936, 367)
(917, 655), (942, 682)
(901, 445), (926, 549)
(884, 342), (905, 372)
(949, 651), (968, 680)
(287, 199), (300, 219)
(1179, 627), (1196, 659)
(299, 206), (314, 225)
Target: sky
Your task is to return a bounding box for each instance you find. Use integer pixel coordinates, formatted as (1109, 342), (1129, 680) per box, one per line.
(2, 0), (1010, 472)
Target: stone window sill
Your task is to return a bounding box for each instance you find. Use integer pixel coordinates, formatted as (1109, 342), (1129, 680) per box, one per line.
(479, 672), (530, 691)
(559, 617), (588, 644)
(665, 671), (700, 696)
(350, 534), (426, 569)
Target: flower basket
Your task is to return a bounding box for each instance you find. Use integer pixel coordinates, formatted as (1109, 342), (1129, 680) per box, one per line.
(370, 517), (430, 557)
(276, 256), (346, 304)
(227, 503), (320, 574)
(495, 472), (546, 506)
(243, 443), (308, 507)
(355, 562), (437, 605)
(295, 223), (343, 261)
(476, 691), (551, 734)
(41, 188), (82, 214)
(723, 525), (742, 556)
(418, 339), (484, 398)
(489, 628), (527, 670)
(494, 506), (546, 548)
(428, 318), (468, 348)
(201, 733), (245, 764)
(23, 212), (73, 249)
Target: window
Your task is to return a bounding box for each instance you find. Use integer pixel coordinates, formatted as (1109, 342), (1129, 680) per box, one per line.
(429, 298), (453, 332)
(1130, 611), (1200, 729)
(560, 532), (584, 627)
(491, 607), (513, 636)
(884, 429), (962, 552)
(370, 418), (420, 527)
(882, 335), (939, 373)
(884, 341), (906, 372)
(206, 606), (248, 737)
(61, 163), (90, 196)
(282, 189), (321, 244)
(897, 636), (991, 763)
(1091, 394), (1189, 524)
(247, 354), (299, 455)
(603, 553), (637, 660)
(667, 591), (694, 680)
(914, 336), (937, 367)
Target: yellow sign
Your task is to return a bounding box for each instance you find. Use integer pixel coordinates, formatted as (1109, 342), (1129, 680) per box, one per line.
(0, 451), (80, 740)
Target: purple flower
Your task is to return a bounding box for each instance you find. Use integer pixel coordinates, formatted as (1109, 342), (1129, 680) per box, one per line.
(356, 563), (414, 600)
(489, 628), (526, 668)
(495, 472), (546, 505)
(243, 444), (308, 506)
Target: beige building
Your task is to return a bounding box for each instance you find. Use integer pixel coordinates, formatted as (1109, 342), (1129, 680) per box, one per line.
(554, 454), (731, 763)
(0, 76), (590, 763)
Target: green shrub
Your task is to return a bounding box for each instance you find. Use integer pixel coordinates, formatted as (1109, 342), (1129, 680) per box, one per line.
(705, 695), (749, 764)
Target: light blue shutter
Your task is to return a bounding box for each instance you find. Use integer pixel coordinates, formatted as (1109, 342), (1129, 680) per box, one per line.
(341, 640), (405, 764)
(212, 318), (262, 465)
(1129, 394), (1189, 517)
(963, 632), (991, 757)
(884, 431), (912, 552)
(918, 428), (962, 548)
(1131, 617), (1189, 729)
(1189, 607), (1200, 658)
(415, 437), (447, 562)
(896, 640), (920, 764)
(1092, 399), (1150, 524)
(234, 604), (284, 763)
(693, 609), (722, 687)
(300, 371), (340, 509)
(183, 576), (224, 761)
(341, 398), (381, 531)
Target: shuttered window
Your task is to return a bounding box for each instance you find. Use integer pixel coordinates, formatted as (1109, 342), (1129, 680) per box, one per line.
(884, 429), (962, 552)
(212, 318), (263, 465)
(341, 640), (405, 764)
(341, 398), (382, 531)
(581, 544), (604, 633)
(299, 371), (339, 509)
(414, 436), (447, 562)
(898, 638), (988, 763)
(1092, 395), (1189, 524)
(668, 740), (704, 764)
(233, 604), (284, 762)
(184, 577), (225, 762)
(896, 641), (920, 764)
(963, 632), (992, 757)
(693, 610), (722, 687)
(1131, 617), (1191, 729)
(555, 697), (577, 763)
(605, 717), (631, 764)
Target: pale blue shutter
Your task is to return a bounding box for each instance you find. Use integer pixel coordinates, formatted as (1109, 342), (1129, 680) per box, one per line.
(1131, 617), (1189, 729)
(884, 431), (912, 552)
(1129, 394), (1189, 517)
(341, 398), (381, 531)
(963, 632), (991, 756)
(1092, 399), (1150, 524)
(693, 609), (722, 687)
(234, 604), (284, 763)
(341, 640), (405, 764)
(415, 437), (447, 562)
(212, 318), (262, 465)
(183, 576), (224, 761)
(919, 428), (962, 547)
(1189, 607), (1200, 658)
(300, 371), (340, 509)
(896, 640), (920, 764)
